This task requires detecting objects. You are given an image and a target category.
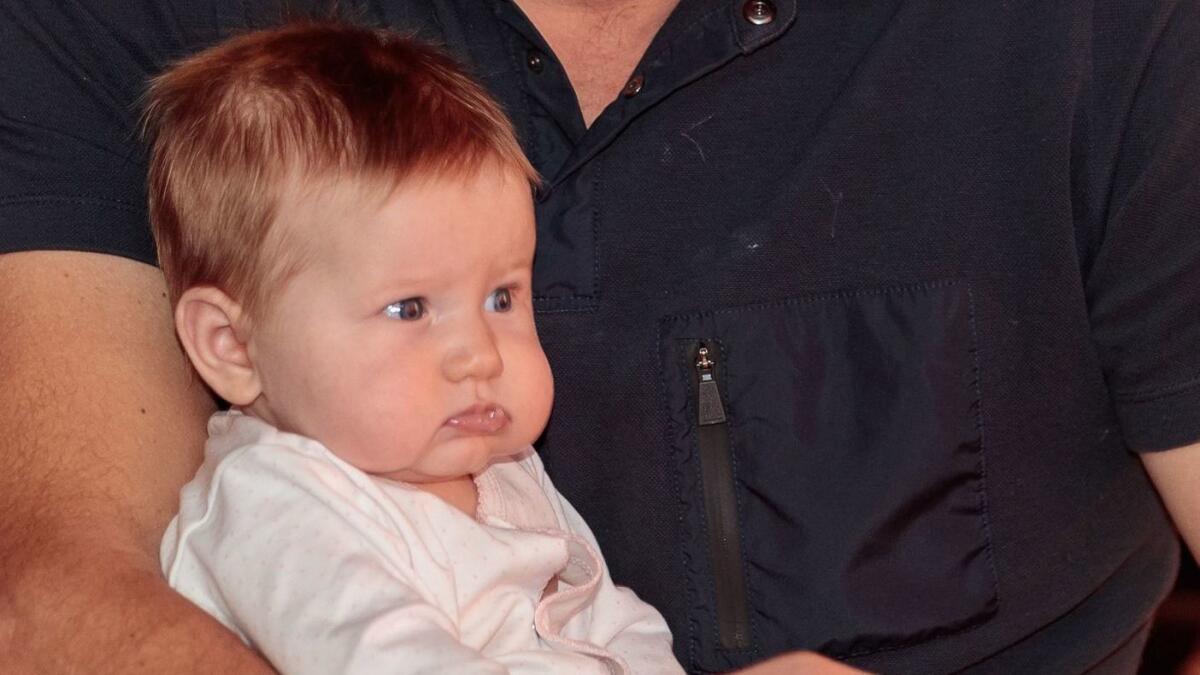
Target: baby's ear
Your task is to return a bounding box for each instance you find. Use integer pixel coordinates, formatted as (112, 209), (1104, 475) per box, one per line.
(174, 287), (261, 406)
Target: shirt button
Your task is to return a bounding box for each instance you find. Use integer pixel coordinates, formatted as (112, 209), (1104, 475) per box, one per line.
(742, 0), (776, 25)
(622, 74), (644, 98)
(526, 50), (545, 73)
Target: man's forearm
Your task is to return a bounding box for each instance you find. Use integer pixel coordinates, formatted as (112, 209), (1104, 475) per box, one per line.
(3, 527), (272, 674)
(0, 251), (265, 671)
(1142, 440), (1200, 563)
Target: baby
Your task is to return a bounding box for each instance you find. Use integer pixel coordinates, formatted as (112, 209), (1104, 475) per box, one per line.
(145, 20), (683, 674)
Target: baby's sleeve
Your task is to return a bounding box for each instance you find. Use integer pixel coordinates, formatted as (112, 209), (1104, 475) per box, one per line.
(162, 445), (510, 675)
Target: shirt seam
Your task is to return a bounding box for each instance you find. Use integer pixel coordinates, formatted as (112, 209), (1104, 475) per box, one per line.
(0, 193), (146, 212)
(1114, 372), (1200, 404)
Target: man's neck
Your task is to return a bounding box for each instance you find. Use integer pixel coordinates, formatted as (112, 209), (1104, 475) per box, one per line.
(515, 0), (679, 126)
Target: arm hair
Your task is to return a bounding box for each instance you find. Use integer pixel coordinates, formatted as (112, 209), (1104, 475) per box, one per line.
(0, 251), (272, 673)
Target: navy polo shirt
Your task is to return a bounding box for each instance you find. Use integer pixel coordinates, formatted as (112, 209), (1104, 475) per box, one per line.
(3, 1), (1199, 672)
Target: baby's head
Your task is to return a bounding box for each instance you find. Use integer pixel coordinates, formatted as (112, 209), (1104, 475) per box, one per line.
(144, 21), (552, 486)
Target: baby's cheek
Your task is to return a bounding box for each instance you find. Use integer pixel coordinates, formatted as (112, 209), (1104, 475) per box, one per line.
(519, 348), (554, 435)
(496, 329), (554, 438)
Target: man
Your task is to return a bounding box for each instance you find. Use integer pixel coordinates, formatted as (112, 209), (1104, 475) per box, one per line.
(1, 0), (1197, 672)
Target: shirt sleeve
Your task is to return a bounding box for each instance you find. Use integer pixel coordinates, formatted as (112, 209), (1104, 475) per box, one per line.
(0, 3), (202, 261)
(1084, 0), (1200, 451)
(0, 2), (348, 262)
(529, 455), (685, 675)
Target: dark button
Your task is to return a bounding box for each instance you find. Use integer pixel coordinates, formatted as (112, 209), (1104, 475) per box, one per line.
(525, 50), (545, 73)
(622, 74), (644, 98)
(742, 0), (776, 25)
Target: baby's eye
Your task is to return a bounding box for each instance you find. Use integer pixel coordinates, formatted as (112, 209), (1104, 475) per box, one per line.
(383, 298), (425, 321)
(485, 288), (513, 313)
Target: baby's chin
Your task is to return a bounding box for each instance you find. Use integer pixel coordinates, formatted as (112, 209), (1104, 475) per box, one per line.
(459, 438), (533, 474)
(479, 444), (536, 470)
(372, 439), (530, 483)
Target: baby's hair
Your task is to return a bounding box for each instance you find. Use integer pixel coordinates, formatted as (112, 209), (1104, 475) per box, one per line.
(143, 19), (537, 317)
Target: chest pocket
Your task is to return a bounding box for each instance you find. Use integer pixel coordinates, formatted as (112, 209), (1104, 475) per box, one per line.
(658, 280), (997, 670)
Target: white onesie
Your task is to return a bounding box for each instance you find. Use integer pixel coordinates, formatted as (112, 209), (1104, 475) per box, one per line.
(161, 411), (683, 674)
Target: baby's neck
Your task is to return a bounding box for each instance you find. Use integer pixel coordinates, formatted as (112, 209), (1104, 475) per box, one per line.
(418, 475), (479, 517)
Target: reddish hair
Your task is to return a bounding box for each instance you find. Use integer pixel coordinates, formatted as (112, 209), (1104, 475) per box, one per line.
(143, 20), (537, 317)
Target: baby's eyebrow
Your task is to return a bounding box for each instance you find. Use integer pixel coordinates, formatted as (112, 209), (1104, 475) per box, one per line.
(498, 257), (532, 273)
(495, 244), (536, 270)
(361, 273), (427, 298)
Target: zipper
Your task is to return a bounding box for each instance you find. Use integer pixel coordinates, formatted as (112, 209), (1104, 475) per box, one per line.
(690, 341), (752, 650)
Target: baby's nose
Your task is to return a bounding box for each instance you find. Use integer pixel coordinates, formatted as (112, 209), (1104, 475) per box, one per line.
(442, 322), (503, 382)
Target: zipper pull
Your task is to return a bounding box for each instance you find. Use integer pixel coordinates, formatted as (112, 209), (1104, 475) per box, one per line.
(696, 344), (727, 426)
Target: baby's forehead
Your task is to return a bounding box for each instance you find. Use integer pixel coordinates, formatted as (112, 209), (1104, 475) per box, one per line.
(276, 162), (535, 270)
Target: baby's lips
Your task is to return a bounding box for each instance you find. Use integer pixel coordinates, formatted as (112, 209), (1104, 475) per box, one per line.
(445, 405), (510, 434)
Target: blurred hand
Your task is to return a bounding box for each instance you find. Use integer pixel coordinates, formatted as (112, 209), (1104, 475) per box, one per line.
(731, 651), (869, 674)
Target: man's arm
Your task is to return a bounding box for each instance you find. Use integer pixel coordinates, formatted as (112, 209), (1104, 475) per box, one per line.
(0, 250), (272, 673)
(1142, 440), (1200, 562)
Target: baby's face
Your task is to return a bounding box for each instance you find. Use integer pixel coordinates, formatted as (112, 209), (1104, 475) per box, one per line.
(246, 162), (553, 485)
